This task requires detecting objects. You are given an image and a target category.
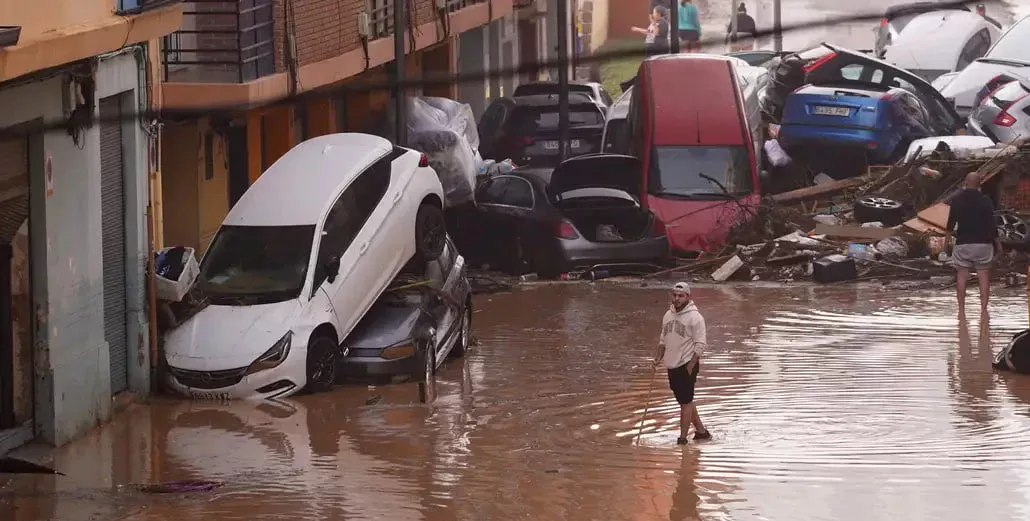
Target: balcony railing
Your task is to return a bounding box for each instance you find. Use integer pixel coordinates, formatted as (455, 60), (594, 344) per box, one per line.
(369, 0), (487, 41)
(162, 0), (275, 84)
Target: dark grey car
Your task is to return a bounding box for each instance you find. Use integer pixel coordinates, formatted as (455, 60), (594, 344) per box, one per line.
(337, 237), (471, 383)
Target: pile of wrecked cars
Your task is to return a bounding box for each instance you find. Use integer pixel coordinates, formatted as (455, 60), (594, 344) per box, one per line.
(155, 97), (485, 401)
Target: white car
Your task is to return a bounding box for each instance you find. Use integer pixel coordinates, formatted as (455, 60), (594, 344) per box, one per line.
(936, 14), (1030, 118)
(164, 133), (447, 400)
(884, 10), (1001, 83)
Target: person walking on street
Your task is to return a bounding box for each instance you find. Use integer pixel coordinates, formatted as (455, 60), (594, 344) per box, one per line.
(678, 0), (702, 53)
(632, 6), (670, 56)
(652, 282), (711, 445)
(725, 2), (758, 51)
(946, 172), (1002, 316)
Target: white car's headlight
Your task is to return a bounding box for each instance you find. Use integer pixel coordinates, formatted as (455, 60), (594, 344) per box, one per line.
(246, 332), (292, 375)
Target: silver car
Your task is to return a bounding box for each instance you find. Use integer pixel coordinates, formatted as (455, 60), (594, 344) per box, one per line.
(967, 77), (1030, 143)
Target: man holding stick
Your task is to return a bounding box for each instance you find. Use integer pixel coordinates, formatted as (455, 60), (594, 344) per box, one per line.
(652, 282), (711, 445)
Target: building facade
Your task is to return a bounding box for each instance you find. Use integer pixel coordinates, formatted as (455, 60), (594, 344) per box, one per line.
(158, 0), (516, 254)
(0, 0), (183, 453)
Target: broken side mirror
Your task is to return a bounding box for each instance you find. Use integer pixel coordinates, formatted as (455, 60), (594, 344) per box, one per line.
(325, 255), (341, 284)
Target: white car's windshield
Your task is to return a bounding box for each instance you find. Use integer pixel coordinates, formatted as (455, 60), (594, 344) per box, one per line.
(197, 225), (315, 303)
(984, 17), (1030, 64)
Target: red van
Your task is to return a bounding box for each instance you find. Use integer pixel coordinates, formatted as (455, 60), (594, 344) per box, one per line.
(627, 54), (766, 255)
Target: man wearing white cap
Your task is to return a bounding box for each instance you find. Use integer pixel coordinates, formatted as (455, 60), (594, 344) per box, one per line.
(652, 281), (711, 444)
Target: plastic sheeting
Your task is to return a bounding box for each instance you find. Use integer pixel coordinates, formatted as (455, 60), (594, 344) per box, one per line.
(406, 97), (481, 207)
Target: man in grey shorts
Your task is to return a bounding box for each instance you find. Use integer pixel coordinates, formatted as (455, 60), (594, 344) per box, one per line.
(946, 172), (1002, 316)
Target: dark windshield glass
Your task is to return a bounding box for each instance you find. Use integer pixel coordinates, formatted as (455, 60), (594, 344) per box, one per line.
(198, 225), (315, 303)
(648, 146), (754, 197)
(507, 106), (604, 133)
(514, 84), (594, 97)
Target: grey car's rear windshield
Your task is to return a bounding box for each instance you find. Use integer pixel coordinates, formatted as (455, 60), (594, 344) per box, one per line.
(507, 106), (604, 132)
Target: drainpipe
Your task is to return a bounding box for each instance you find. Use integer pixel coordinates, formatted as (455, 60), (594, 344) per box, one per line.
(556, 0), (569, 162)
(394, 0), (408, 146)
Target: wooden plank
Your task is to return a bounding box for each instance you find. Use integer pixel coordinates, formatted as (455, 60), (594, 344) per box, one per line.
(771, 174), (872, 204)
(813, 223), (896, 240)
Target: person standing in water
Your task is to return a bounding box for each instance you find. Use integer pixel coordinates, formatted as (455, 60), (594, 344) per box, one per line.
(678, 0), (702, 53)
(946, 172), (1002, 317)
(652, 282), (711, 445)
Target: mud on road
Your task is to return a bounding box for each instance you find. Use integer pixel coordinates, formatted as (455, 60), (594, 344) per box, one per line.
(5, 283), (1030, 521)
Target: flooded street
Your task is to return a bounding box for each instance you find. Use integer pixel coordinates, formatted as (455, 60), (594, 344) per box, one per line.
(6, 283), (1030, 520)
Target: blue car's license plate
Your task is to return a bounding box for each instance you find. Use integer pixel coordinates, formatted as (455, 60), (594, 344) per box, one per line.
(813, 105), (850, 117)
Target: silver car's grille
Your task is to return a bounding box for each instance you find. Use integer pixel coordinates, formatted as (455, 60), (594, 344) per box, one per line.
(169, 366), (248, 390)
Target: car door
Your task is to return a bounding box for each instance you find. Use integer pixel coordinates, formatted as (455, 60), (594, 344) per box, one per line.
(425, 239), (466, 359)
(313, 154), (394, 337)
(474, 175), (539, 272)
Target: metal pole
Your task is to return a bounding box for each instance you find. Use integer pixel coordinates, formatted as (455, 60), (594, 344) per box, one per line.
(669, 0), (680, 54)
(729, 0), (738, 52)
(557, 0), (570, 163)
(571, 0), (578, 80)
(773, 0), (782, 52)
(393, 0), (408, 146)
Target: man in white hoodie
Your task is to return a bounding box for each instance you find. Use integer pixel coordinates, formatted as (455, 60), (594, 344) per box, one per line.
(652, 281), (711, 445)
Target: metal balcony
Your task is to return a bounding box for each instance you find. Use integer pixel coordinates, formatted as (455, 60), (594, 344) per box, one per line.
(162, 0), (275, 83)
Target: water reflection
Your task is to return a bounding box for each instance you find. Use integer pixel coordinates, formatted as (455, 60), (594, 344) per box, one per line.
(3, 284), (1030, 520)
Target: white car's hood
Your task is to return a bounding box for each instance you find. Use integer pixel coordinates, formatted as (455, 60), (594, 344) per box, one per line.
(940, 60), (1030, 109)
(165, 299), (302, 370)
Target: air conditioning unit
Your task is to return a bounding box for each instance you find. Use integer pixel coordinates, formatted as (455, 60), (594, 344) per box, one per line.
(357, 12), (371, 38)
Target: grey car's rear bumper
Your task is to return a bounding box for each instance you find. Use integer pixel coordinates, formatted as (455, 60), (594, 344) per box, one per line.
(559, 236), (670, 269)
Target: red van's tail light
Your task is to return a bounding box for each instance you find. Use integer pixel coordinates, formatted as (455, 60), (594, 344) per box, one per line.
(879, 17), (888, 27)
(523, 136), (536, 145)
(418, 153), (430, 168)
(651, 217), (667, 237)
(802, 51), (837, 73)
(554, 219), (580, 239)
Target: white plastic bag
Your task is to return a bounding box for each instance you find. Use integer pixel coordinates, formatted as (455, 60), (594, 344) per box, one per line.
(764, 139), (791, 167)
(405, 97), (479, 207)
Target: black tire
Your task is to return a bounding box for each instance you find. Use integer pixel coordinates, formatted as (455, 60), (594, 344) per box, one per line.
(450, 304), (472, 359)
(305, 335), (337, 394)
(415, 203), (447, 261)
(415, 340), (436, 383)
(996, 211), (1030, 249)
(853, 195), (904, 226)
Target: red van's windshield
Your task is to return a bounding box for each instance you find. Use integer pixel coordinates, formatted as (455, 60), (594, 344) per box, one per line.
(647, 145), (754, 198)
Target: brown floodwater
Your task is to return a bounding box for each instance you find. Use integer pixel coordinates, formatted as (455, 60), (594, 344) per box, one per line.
(5, 282), (1030, 521)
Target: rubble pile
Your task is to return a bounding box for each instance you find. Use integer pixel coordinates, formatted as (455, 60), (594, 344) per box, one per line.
(658, 141), (1030, 286)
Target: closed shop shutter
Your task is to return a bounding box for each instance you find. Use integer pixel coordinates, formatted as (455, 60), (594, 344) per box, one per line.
(100, 96), (128, 394)
(0, 136), (29, 244)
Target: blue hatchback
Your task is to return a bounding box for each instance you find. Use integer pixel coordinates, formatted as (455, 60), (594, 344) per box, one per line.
(778, 83), (937, 164)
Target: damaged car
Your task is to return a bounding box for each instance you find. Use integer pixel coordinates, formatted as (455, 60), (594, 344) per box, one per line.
(461, 154), (670, 278)
(762, 43), (962, 134)
(338, 237), (471, 383)
(163, 133), (448, 401)
(882, 9), (1001, 83)
(479, 92), (606, 168)
(967, 75), (1030, 143)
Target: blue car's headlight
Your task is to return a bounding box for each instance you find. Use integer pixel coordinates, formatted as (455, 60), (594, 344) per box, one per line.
(245, 332), (292, 375)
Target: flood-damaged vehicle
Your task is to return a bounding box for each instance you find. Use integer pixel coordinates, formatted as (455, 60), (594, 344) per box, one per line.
(601, 86), (632, 154)
(882, 9), (1000, 83)
(934, 14), (1030, 118)
(338, 237), (471, 382)
(478, 92), (606, 168)
(967, 75), (1030, 143)
(763, 43), (962, 132)
(458, 154), (670, 278)
(163, 133), (448, 400)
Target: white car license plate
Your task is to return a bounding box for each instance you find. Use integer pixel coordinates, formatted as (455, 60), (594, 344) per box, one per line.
(543, 140), (559, 150)
(813, 105), (850, 117)
(189, 391), (231, 401)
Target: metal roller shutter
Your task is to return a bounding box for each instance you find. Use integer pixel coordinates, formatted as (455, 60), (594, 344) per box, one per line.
(100, 96), (128, 394)
(0, 136), (29, 244)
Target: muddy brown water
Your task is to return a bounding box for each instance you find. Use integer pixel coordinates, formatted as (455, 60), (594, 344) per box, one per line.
(5, 283), (1030, 521)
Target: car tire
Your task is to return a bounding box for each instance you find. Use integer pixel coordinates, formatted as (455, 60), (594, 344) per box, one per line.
(415, 203), (447, 261)
(416, 340), (436, 383)
(305, 335), (337, 394)
(450, 304), (472, 359)
(996, 211), (1030, 249)
(854, 196), (904, 226)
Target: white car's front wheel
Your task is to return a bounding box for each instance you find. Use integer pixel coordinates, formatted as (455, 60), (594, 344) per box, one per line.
(305, 335), (337, 394)
(415, 203), (447, 261)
